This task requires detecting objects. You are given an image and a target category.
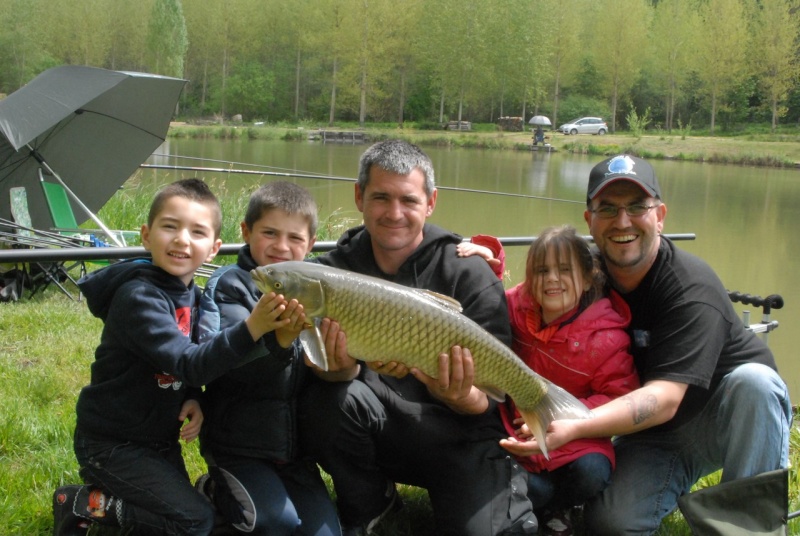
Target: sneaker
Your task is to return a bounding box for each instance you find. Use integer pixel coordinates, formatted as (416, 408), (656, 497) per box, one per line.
(541, 509), (572, 536)
(52, 486), (90, 536)
(342, 484), (403, 536)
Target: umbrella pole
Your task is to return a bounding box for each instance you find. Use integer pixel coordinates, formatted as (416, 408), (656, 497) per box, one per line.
(31, 149), (125, 247)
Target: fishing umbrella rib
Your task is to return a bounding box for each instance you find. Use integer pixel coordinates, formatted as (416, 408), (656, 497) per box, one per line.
(76, 108), (169, 141)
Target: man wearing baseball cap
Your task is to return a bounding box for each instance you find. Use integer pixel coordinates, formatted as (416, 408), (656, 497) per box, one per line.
(502, 154), (791, 534)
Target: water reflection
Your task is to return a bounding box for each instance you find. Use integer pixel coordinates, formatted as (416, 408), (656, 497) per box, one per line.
(148, 139), (799, 401)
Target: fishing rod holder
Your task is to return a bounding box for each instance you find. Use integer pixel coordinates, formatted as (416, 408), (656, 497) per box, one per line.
(727, 291), (783, 339)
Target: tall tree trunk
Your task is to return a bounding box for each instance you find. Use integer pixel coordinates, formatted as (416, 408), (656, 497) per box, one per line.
(439, 88), (445, 124)
(329, 56), (338, 126)
(771, 95), (778, 132)
(220, 47), (228, 123)
(359, 66), (368, 127)
(294, 48), (301, 120)
(552, 70), (561, 129)
(710, 88), (717, 134)
(201, 58), (208, 109)
(398, 68), (406, 127)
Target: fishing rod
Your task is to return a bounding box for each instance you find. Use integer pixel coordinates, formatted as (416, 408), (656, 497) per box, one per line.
(140, 162), (586, 205)
(0, 234), (697, 263)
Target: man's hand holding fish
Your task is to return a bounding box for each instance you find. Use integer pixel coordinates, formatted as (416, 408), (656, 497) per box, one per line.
(409, 345), (489, 415)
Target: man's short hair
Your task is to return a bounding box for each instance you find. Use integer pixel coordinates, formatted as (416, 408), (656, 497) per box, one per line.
(148, 178), (222, 238)
(357, 139), (435, 197)
(244, 181), (318, 237)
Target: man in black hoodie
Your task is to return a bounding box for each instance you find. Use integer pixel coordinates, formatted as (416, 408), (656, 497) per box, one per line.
(299, 140), (537, 536)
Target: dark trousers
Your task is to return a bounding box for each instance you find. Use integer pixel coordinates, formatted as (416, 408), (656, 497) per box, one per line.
(298, 376), (536, 536)
(526, 453), (612, 511)
(208, 452), (341, 536)
(74, 429), (215, 535)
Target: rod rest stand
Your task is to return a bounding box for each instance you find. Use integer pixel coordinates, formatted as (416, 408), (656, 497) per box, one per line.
(727, 291), (784, 315)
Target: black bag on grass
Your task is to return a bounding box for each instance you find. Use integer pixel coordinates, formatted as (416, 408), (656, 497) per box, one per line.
(677, 468), (788, 536)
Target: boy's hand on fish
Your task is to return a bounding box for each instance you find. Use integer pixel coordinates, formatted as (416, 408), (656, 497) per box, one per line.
(178, 399), (203, 443)
(411, 346), (489, 414)
(275, 299), (306, 348)
(246, 292), (293, 341)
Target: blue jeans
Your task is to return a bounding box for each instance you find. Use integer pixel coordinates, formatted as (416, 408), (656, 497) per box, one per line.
(526, 453), (612, 511)
(74, 429), (215, 535)
(208, 453), (341, 536)
(585, 363), (792, 535)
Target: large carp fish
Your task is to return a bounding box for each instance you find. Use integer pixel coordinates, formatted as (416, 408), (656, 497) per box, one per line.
(252, 261), (592, 458)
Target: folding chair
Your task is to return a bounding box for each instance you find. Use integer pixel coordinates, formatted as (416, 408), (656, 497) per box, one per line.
(39, 172), (136, 247)
(6, 186), (82, 300)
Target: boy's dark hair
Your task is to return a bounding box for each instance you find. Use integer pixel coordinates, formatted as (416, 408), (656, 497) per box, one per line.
(244, 181), (318, 237)
(148, 178), (222, 238)
(523, 225), (606, 310)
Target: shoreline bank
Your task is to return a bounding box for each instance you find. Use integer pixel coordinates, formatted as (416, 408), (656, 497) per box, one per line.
(168, 123), (800, 169)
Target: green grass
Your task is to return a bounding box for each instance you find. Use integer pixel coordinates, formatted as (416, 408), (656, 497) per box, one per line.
(2, 180), (799, 534)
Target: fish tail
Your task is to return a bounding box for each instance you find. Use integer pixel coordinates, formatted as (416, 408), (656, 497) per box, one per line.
(517, 381), (593, 461)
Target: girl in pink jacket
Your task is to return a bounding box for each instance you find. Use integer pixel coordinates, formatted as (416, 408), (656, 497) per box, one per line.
(463, 226), (639, 536)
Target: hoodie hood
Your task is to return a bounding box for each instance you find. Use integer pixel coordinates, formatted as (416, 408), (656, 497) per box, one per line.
(78, 259), (191, 320)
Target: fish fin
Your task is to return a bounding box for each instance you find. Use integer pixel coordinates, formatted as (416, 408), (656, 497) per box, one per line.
(299, 320), (329, 372)
(517, 381), (593, 461)
(477, 385), (507, 403)
(418, 289), (463, 312)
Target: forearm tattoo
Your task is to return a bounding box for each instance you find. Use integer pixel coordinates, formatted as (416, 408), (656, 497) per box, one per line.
(624, 393), (658, 425)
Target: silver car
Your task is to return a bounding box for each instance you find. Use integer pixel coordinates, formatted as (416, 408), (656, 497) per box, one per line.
(559, 117), (608, 135)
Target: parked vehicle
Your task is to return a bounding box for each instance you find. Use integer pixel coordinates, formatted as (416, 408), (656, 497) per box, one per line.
(559, 117), (608, 135)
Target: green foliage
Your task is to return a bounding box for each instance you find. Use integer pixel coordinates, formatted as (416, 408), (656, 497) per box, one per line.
(145, 0), (188, 78)
(556, 95), (612, 126)
(224, 62), (277, 122)
(627, 106), (652, 138)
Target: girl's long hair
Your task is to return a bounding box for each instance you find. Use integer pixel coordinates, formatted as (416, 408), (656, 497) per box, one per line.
(522, 225), (605, 310)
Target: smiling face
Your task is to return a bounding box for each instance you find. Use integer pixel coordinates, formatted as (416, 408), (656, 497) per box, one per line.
(355, 166), (437, 274)
(243, 208), (315, 266)
(584, 180), (666, 292)
(141, 195), (222, 286)
(532, 245), (588, 324)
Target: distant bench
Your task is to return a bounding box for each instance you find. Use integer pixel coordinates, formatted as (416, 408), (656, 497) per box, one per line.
(312, 130), (368, 143)
(447, 121), (472, 131)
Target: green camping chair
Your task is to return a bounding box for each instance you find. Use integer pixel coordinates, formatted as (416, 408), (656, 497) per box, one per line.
(6, 186), (82, 300)
(39, 170), (137, 247)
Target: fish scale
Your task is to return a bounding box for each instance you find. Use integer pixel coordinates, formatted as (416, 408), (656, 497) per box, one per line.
(252, 261), (592, 459)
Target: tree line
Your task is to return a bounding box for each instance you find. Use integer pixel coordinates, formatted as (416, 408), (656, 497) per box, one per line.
(1, 0), (798, 133)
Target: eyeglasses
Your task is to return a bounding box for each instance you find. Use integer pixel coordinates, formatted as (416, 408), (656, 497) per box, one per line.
(589, 203), (660, 219)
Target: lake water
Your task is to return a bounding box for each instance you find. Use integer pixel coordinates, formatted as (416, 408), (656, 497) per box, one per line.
(144, 138), (800, 401)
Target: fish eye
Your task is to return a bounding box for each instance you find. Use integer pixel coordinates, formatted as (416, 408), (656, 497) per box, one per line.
(274, 282), (283, 290)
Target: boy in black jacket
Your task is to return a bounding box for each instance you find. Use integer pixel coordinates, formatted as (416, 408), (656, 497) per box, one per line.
(53, 179), (295, 536)
(195, 181), (340, 535)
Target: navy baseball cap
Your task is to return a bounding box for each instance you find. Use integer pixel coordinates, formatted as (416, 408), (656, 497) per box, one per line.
(587, 155), (661, 203)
